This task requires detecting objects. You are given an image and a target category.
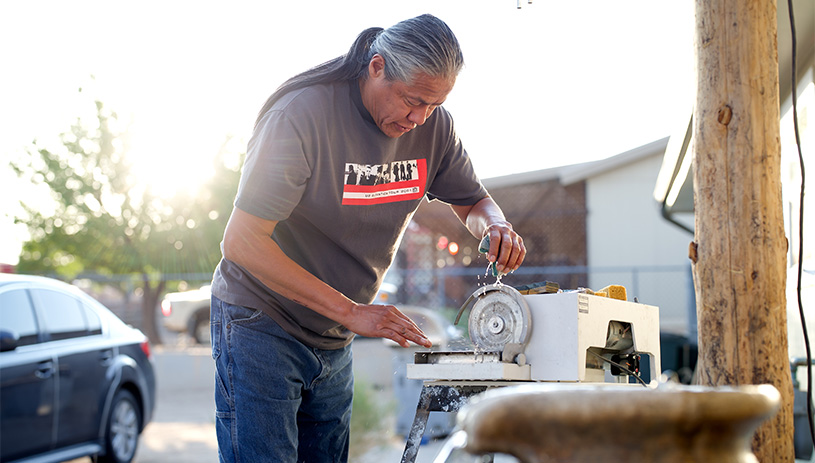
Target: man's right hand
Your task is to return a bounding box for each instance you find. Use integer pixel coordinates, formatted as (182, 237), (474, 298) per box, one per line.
(343, 303), (432, 348)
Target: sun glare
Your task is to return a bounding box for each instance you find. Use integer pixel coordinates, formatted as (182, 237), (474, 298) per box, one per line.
(131, 151), (216, 200)
(127, 133), (218, 201)
(125, 113), (228, 201)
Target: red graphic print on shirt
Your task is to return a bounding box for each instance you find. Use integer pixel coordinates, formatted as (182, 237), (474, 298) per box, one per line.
(342, 159), (426, 205)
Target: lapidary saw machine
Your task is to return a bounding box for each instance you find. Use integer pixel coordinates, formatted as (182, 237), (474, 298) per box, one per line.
(408, 283), (661, 383)
(400, 281), (661, 463)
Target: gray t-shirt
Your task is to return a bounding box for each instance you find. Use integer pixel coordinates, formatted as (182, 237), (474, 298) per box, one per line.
(212, 80), (487, 349)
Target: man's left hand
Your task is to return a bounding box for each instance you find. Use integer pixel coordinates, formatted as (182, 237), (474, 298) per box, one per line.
(482, 222), (526, 275)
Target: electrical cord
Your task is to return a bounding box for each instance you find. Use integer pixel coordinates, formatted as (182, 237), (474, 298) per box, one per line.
(586, 349), (649, 387)
(786, 0), (813, 449)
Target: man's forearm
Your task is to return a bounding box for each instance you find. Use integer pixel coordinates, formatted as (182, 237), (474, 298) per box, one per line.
(451, 196), (512, 238)
(222, 208), (356, 320)
(465, 197), (512, 238)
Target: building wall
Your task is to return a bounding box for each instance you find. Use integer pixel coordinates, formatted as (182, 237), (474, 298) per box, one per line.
(488, 180), (588, 269)
(585, 153), (694, 335)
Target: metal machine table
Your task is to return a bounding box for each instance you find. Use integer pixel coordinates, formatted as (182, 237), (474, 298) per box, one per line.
(401, 381), (521, 463)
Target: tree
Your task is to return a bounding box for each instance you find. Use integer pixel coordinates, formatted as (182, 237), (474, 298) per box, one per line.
(12, 98), (241, 344)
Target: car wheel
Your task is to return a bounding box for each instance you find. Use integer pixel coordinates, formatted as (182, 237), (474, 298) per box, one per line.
(190, 309), (211, 345)
(98, 389), (141, 463)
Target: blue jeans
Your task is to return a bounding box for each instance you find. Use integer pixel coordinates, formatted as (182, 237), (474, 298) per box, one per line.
(211, 296), (353, 463)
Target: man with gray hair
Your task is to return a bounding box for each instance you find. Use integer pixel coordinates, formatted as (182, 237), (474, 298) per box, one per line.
(210, 14), (525, 462)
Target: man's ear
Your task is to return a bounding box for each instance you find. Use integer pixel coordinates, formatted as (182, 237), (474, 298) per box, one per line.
(368, 54), (385, 78)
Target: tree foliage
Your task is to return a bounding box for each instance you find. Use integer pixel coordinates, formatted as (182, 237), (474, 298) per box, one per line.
(12, 100), (241, 343)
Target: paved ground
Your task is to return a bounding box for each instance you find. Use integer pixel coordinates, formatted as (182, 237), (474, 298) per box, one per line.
(133, 345), (219, 463)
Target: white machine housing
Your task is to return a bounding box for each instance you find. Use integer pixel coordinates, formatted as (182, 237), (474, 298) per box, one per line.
(407, 291), (661, 383)
(525, 292), (660, 381)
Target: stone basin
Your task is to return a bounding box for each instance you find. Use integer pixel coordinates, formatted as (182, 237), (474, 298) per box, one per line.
(451, 383), (780, 463)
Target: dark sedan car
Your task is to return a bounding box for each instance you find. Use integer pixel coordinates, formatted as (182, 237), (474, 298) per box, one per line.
(0, 274), (156, 463)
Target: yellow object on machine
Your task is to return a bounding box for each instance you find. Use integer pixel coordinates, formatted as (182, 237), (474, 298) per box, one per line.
(590, 285), (627, 301)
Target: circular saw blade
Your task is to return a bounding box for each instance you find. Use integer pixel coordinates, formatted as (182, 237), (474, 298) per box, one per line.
(468, 286), (531, 352)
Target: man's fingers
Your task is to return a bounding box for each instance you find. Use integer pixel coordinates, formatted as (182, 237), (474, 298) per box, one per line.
(386, 329), (425, 349)
(490, 232), (525, 273)
(501, 235), (525, 271)
(390, 332), (410, 348)
(390, 322), (431, 348)
(388, 309), (431, 343)
(401, 324), (431, 347)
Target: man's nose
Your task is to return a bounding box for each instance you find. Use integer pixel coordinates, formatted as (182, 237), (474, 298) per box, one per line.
(407, 106), (431, 126)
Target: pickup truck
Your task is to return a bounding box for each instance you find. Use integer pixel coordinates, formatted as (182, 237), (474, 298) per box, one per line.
(160, 285), (212, 344)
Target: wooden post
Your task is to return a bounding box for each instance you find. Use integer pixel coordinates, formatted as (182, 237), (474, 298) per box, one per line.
(692, 0), (794, 460)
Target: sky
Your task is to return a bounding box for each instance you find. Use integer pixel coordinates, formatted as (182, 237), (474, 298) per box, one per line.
(0, 1), (696, 265)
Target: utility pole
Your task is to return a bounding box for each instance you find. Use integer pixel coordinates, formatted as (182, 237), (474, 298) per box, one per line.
(692, 0), (794, 460)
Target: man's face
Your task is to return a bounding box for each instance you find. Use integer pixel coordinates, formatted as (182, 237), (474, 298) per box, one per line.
(361, 55), (455, 138)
